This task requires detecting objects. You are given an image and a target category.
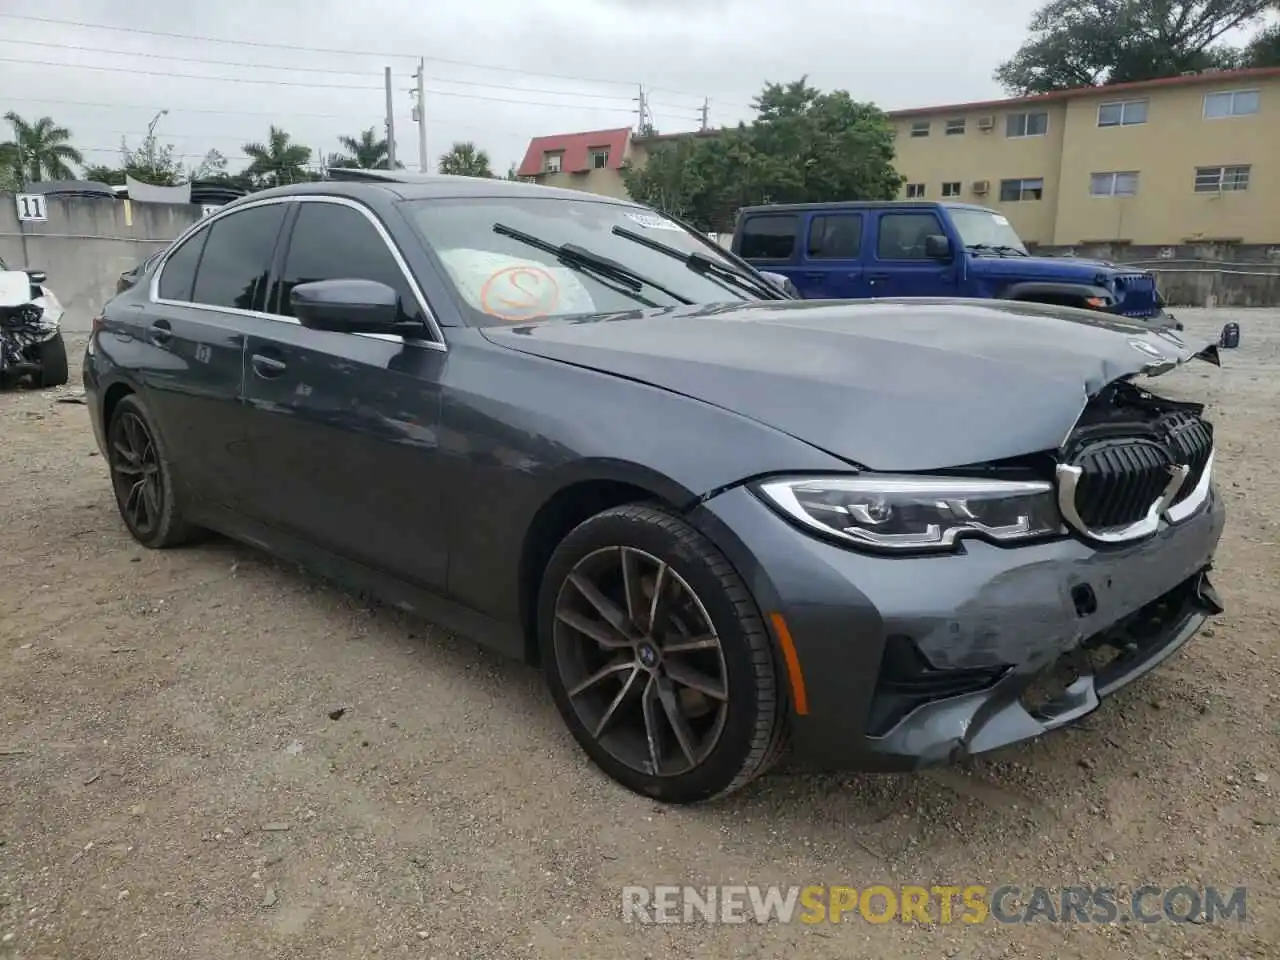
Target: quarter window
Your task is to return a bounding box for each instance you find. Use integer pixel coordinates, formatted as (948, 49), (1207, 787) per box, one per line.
(1203, 90), (1259, 118)
(272, 202), (424, 324)
(1090, 171), (1139, 196)
(876, 212), (944, 261)
(999, 177), (1045, 201)
(806, 214), (863, 259)
(189, 204), (287, 311)
(1006, 111), (1049, 137)
(156, 230), (209, 302)
(1097, 99), (1148, 126)
(1194, 165), (1250, 192)
(738, 215), (798, 260)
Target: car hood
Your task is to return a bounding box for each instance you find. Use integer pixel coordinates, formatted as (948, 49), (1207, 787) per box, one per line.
(968, 254), (1142, 281)
(479, 298), (1217, 471)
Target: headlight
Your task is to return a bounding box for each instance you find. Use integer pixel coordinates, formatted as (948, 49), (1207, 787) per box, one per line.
(754, 474), (1062, 552)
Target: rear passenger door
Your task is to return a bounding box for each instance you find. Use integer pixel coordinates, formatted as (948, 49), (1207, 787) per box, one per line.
(143, 200), (290, 512)
(240, 197), (449, 591)
(867, 210), (959, 298)
(800, 212), (866, 300)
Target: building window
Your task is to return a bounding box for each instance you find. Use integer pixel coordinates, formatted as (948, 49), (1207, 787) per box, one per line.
(1194, 164), (1251, 192)
(543, 152), (563, 173)
(910, 121), (930, 137)
(588, 148), (610, 169)
(1097, 99), (1148, 127)
(945, 118), (966, 135)
(1000, 177), (1044, 201)
(941, 181), (962, 197)
(905, 183), (926, 198)
(1203, 89), (1260, 118)
(1090, 171), (1139, 196)
(1006, 111), (1049, 138)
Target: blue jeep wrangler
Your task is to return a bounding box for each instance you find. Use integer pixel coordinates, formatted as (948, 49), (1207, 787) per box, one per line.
(732, 200), (1179, 328)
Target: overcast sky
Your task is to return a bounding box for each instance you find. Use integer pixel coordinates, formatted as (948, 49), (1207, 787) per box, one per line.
(0, 0), (1045, 178)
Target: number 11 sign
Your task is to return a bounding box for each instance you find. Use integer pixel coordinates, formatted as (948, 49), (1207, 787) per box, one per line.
(15, 193), (48, 222)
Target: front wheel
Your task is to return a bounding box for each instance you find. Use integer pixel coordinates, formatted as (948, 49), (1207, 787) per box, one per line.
(36, 331), (68, 387)
(538, 503), (788, 804)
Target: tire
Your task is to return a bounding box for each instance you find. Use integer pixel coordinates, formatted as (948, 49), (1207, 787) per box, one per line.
(36, 331), (68, 387)
(106, 393), (201, 549)
(538, 503), (789, 804)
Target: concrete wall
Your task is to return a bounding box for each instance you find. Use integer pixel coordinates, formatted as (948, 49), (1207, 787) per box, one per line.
(1033, 242), (1280, 307)
(0, 194), (202, 331)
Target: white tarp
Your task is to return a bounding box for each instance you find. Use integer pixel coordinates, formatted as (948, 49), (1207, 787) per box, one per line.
(125, 174), (191, 205)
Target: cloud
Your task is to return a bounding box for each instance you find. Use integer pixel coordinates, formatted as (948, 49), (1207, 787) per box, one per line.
(0, 0), (1043, 175)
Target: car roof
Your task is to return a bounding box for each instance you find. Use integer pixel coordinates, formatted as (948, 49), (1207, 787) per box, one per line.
(736, 200), (996, 215)
(241, 171), (650, 208)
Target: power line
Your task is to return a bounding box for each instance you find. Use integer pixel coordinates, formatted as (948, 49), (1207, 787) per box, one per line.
(0, 12), (644, 89)
(0, 55), (693, 114)
(0, 37), (670, 107)
(1, 96), (372, 120)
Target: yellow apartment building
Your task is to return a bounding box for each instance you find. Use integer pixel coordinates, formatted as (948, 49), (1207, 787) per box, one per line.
(517, 66), (1280, 245)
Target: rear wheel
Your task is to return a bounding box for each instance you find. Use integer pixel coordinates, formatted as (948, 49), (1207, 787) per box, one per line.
(36, 332), (68, 387)
(106, 394), (201, 548)
(538, 503), (788, 804)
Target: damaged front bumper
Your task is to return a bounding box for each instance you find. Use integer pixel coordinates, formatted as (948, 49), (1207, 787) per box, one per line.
(687, 480), (1226, 771)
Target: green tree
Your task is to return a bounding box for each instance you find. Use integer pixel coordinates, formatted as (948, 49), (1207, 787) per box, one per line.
(119, 133), (185, 186)
(1, 112), (84, 184)
(82, 164), (126, 185)
(996, 0), (1277, 94)
(438, 141), (493, 177)
(333, 127), (391, 169)
(242, 126), (312, 188)
(622, 78), (903, 233)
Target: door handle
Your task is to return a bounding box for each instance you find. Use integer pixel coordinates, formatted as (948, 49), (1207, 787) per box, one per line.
(867, 273), (891, 281)
(803, 272), (824, 281)
(250, 352), (287, 378)
(148, 319), (172, 345)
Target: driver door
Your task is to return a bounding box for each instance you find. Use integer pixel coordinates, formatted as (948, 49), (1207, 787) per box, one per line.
(868, 210), (959, 298)
(241, 198), (449, 591)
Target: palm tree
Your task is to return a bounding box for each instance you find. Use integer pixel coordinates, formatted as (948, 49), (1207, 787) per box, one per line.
(1, 112), (84, 183)
(438, 141), (493, 178)
(333, 127), (390, 170)
(242, 126), (312, 188)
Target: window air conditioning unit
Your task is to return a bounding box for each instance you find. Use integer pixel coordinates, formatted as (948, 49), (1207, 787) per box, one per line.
(971, 179), (990, 195)
(976, 115), (995, 131)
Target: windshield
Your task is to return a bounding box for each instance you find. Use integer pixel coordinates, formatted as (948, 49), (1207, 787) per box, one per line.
(949, 209), (1029, 255)
(404, 197), (758, 325)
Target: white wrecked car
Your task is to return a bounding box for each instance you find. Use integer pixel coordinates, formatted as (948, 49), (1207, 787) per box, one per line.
(0, 257), (68, 388)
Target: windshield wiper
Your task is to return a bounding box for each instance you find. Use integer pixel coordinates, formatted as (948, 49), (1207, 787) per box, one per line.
(611, 225), (785, 300)
(965, 242), (1028, 258)
(493, 223), (693, 305)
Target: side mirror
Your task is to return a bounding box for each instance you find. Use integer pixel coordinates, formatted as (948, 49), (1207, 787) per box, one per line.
(290, 279), (402, 334)
(25, 269), (46, 285)
(924, 234), (952, 260)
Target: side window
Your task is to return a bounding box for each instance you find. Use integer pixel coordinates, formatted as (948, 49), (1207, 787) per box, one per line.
(876, 213), (944, 261)
(272, 202), (423, 324)
(738, 215), (797, 260)
(190, 204), (287, 311)
(156, 230), (209, 302)
(806, 214), (863, 259)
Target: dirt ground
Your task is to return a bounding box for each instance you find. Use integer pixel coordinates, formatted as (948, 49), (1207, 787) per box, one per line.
(2, 309), (1278, 960)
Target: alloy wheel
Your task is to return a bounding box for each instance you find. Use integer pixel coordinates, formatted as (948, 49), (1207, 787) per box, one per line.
(109, 411), (164, 538)
(552, 546), (730, 777)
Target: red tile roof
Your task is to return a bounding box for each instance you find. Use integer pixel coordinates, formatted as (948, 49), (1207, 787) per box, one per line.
(517, 127), (632, 177)
(886, 65), (1280, 118)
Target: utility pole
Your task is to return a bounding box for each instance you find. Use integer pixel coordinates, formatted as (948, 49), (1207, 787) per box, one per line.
(699, 98), (709, 131)
(384, 66), (398, 169)
(412, 58), (428, 173)
(635, 84), (649, 135)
